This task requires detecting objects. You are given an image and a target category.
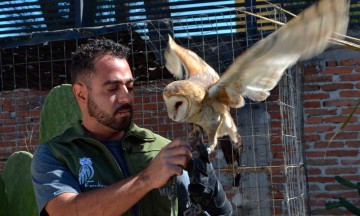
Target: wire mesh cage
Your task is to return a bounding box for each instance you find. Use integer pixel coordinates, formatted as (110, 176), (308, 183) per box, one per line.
(0, 3), (308, 215)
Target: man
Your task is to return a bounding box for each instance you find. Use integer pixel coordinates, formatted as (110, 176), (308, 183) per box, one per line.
(31, 38), (232, 216)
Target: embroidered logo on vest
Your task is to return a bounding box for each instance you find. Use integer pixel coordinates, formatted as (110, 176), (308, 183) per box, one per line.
(78, 157), (94, 185)
(78, 157), (106, 189)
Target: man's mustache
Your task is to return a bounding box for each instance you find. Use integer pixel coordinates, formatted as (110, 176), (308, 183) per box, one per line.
(115, 103), (133, 113)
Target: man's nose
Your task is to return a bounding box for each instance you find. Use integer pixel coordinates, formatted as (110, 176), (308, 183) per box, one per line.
(119, 84), (129, 94)
(117, 85), (132, 101)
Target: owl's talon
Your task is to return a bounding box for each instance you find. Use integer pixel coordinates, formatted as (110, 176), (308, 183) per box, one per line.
(206, 147), (212, 155)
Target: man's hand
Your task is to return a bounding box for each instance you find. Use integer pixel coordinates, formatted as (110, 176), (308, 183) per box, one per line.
(140, 139), (192, 189)
(185, 143), (233, 216)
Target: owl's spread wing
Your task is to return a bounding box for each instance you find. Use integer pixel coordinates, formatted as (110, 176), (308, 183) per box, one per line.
(164, 35), (219, 82)
(208, 0), (350, 108)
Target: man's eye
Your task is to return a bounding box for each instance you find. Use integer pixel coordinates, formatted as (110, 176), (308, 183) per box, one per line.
(108, 87), (118, 91)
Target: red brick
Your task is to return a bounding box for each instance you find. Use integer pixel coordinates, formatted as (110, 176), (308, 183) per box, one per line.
(304, 134), (320, 142)
(343, 124), (360, 131)
(269, 124), (281, 132)
(346, 140), (360, 148)
(304, 84), (320, 91)
(342, 107), (360, 115)
(308, 168), (322, 175)
(271, 145), (284, 152)
(306, 151), (326, 158)
(340, 74), (360, 81)
(325, 150), (358, 157)
(272, 152), (284, 159)
(307, 176), (336, 183)
(304, 108), (337, 117)
(326, 67), (353, 74)
(305, 117), (323, 124)
(0, 126), (16, 133)
(304, 69), (318, 75)
(304, 101), (321, 108)
(341, 191), (360, 200)
(303, 93), (329, 100)
(341, 160), (360, 166)
(324, 116), (357, 123)
(325, 167), (358, 175)
(3, 106), (14, 112)
(4, 99), (12, 105)
(312, 193), (338, 199)
(269, 111), (281, 119)
(321, 83), (353, 91)
(310, 208), (344, 215)
(326, 60), (338, 67)
(325, 132), (358, 140)
(306, 159), (338, 166)
(304, 74), (333, 83)
(307, 150), (359, 158)
(305, 126), (335, 133)
(313, 141), (344, 149)
(340, 59), (360, 66)
(339, 90), (360, 98)
(323, 99), (356, 107)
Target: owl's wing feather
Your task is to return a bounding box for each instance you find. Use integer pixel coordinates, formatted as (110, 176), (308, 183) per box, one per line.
(164, 35), (219, 81)
(208, 0), (350, 108)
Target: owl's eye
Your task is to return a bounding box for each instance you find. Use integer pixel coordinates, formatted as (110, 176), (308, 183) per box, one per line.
(175, 101), (183, 110)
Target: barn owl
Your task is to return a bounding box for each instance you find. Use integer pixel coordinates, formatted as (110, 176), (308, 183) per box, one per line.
(163, 0), (350, 154)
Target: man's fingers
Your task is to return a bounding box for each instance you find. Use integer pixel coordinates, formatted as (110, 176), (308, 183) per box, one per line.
(166, 155), (190, 169)
(170, 164), (184, 176)
(165, 139), (192, 151)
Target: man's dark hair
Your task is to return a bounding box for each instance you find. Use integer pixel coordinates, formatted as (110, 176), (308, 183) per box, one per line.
(71, 38), (130, 85)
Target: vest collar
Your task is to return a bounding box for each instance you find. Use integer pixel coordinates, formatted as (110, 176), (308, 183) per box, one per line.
(59, 121), (156, 143)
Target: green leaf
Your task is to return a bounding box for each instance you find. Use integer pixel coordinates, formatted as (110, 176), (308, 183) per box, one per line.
(335, 176), (357, 189)
(2, 151), (38, 216)
(0, 175), (10, 216)
(339, 197), (360, 215)
(325, 201), (343, 210)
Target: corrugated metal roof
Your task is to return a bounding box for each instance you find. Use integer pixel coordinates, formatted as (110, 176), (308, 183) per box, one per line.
(0, 0), (358, 48)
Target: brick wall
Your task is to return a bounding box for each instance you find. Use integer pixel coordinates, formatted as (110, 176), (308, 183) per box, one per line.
(0, 47), (359, 215)
(303, 47), (360, 215)
(0, 89), (47, 170)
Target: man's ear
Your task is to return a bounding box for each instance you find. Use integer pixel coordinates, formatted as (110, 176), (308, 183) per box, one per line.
(73, 83), (87, 103)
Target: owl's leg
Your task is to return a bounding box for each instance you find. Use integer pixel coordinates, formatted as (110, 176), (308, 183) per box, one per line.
(206, 124), (221, 154)
(188, 124), (204, 149)
(228, 132), (243, 166)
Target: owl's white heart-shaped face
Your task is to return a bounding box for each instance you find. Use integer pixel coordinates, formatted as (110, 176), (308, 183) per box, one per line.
(163, 95), (191, 122)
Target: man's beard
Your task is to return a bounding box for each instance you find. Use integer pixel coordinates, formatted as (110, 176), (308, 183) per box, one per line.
(87, 96), (133, 131)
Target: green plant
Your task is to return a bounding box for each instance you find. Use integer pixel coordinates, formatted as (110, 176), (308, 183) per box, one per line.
(325, 176), (360, 215)
(0, 173), (10, 216)
(2, 151), (37, 216)
(39, 84), (81, 143)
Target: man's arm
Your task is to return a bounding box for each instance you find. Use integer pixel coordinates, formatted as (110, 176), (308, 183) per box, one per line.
(45, 174), (150, 216)
(42, 139), (192, 216)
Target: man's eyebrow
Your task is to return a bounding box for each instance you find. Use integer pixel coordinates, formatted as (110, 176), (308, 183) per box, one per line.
(103, 78), (135, 86)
